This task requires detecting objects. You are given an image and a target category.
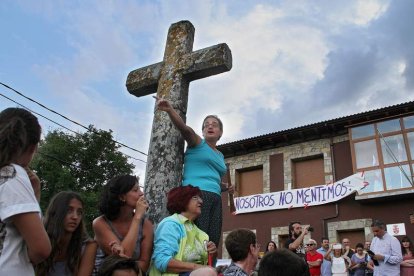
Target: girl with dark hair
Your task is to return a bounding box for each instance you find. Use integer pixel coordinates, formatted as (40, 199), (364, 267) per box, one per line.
(150, 185), (217, 276)
(35, 191), (97, 275)
(400, 236), (414, 276)
(349, 243), (373, 276)
(155, 96), (234, 247)
(93, 175), (153, 274)
(265, 241), (277, 253)
(0, 107), (51, 274)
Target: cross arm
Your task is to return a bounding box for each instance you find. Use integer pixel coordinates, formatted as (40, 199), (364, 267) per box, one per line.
(126, 62), (163, 97)
(183, 43), (232, 81)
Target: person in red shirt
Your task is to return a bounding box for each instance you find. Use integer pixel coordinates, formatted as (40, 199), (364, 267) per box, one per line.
(306, 239), (323, 276)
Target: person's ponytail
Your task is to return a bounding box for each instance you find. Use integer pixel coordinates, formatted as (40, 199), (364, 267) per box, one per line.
(0, 108), (41, 167)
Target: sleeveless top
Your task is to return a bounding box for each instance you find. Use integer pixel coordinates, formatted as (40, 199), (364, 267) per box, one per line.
(182, 139), (226, 195)
(331, 256), (347, 275)
(350, 253), (368, 276)
(47, 242), (87, 276)
(93, 216), (145, 275)
(47, 261), (70, 276)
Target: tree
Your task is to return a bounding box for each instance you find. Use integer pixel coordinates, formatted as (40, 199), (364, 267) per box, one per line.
(31, 126), (135, 234)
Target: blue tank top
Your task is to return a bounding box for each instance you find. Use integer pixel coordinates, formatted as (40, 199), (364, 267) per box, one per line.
(182, 139), (227, 195)
(47, 261), (70, 276)
(47, 242), (87, 276)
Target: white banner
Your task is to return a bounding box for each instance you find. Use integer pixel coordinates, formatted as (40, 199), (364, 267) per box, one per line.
(233, 173), (367, 214)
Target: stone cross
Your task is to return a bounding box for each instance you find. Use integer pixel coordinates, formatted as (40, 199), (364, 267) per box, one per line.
(126, 20), (232, 224)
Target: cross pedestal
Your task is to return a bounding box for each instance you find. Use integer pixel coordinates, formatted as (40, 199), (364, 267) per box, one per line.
(126, 20), (232, 224)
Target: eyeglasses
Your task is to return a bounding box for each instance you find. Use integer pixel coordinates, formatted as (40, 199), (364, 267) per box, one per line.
(203, 122), (220, 128)
(306, 244), (316, 246)
(191, 195), (202, 201)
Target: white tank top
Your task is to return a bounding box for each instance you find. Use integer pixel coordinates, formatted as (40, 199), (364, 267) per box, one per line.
(331, 256), (347, 275)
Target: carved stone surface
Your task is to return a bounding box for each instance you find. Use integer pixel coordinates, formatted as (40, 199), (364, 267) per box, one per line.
(126, 20), (232, 224)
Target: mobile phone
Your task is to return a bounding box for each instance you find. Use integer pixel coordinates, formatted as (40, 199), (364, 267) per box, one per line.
(367, 250), (380, 266)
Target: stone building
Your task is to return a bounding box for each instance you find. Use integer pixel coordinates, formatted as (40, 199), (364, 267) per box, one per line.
(217, 101), (414, 257)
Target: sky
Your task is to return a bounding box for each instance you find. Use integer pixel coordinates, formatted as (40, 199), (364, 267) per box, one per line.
(1, 0), (414, 180)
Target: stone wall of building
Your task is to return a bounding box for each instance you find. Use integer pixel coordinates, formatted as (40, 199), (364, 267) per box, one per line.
(225, 134), (349, 193)
(327, 218), (373, 243)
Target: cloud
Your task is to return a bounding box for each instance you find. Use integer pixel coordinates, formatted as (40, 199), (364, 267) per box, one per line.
(309, 0), (414, 110)
(321, 0), (389, 27)
(7, 0), (414, 176)
(21, 1), (160, 175)
(181, 3), (331, 139)
(222, 0), (413, 136)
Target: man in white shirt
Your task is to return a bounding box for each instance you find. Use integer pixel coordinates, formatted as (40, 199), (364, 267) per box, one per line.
(369, 219), (402, 276)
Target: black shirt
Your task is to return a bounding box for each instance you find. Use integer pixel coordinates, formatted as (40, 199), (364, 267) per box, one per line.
(284, 238), (310, 276)
(284, 238), (306, 260)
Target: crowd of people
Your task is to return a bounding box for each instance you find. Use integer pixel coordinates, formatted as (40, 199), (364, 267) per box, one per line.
(0, 106), (229, 276)
(271, 220), (412, 276)
(1, 106), (413, 276)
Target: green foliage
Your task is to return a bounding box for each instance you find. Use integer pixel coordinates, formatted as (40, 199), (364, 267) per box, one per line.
(31, 126), (135, 234)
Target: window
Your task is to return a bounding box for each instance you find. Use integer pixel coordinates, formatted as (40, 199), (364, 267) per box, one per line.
(361, 169), (383, 193)
(404, 115), (414, 129)
(293, 155), (325, 189)
(380, 134), (407, 164)
(408, 132), (414, 158)
(384, 165), (412, 190)
(377, 119), (401, 134)
(354, 140), (378, 169)
(350, 115), (414, 195)
(236, 167), (263, 197)
(351, 124), (375, 139)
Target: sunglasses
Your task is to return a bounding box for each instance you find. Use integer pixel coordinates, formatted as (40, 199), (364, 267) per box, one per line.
(306, 244), (316, 246)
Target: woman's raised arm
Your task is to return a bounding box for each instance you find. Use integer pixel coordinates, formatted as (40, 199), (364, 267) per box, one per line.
(154, 96), (201, 147)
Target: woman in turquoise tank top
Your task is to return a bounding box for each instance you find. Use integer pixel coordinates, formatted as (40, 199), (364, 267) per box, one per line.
(155, 96), (234, 248)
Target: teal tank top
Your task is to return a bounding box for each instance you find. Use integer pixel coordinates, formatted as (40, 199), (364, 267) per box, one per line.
(182, 139), (227, 195)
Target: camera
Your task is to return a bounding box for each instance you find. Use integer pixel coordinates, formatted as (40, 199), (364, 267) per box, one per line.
(307, 226), (314, 232)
